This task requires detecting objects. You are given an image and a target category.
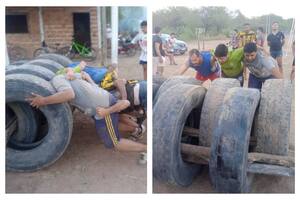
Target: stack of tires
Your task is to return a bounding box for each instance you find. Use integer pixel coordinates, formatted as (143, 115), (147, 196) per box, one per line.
(6, 54), (74, 172)
(153, 75), (292, 193)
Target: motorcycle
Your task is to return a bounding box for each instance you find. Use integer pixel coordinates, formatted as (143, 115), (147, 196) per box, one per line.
(118, 36), (137, 57)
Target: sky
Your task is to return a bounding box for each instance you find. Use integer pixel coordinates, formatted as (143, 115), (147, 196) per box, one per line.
(152, 0), (296, 19)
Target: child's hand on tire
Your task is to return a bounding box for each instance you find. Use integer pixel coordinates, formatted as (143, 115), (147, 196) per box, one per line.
(26, 93), (46, 108)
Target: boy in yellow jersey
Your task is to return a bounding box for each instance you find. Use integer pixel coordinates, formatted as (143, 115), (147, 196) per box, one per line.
(238, 23), (256, 48)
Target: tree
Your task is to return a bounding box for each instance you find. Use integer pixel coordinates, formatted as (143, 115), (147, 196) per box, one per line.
(153, 7), (293, 41)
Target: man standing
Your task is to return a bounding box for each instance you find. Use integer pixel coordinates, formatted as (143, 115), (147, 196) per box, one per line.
(176, 49), (220, 81)
(166, 33), (177, 65)
(132, 21), (147, 80)
(243, 42), (282, 89)
(153, 26), (166, 75)
(267, 21), (285, 74)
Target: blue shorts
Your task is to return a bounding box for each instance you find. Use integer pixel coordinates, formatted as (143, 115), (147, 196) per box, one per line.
(138, 80), (147, 111)
(94, 95), (120, 148)
(248, 73), (274, 90)
(139, 60), (147, 65)
(270, 50), (283, 59)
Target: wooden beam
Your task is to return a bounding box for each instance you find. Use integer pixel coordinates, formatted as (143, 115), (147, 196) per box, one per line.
(183, 127), (199, 137)
(183, 126), (257, 146)
(181, 143), (210, 165)
(181, 143), (294, 168)
(248, 152), (294, 167)
(247, 163), (294, 177)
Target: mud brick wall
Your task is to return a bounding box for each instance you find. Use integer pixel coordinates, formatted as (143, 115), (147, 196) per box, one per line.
(6, 7), (99, 59)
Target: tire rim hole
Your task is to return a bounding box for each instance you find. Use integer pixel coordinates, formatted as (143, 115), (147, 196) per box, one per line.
(6, 102), (49, 150)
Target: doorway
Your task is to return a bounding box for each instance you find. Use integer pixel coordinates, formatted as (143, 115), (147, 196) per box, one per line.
(73, 13), (91, 47)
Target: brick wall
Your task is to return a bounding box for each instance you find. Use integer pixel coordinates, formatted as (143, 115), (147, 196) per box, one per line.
(6, 7), (41, 59)
(6, 7), (99, 59)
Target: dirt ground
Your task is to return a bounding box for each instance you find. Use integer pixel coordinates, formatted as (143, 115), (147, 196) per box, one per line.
(6, 53), (147, 193)
(153, 39), (295, 193)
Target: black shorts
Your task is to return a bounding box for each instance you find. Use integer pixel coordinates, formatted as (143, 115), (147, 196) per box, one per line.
(139, 60), (147, 65)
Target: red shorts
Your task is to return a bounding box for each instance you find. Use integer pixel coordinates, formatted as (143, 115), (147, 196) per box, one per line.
(195, 71), (220, 81)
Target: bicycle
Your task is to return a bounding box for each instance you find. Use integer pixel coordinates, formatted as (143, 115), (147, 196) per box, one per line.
(58, 38), (97, 61)
(7, 44), (27, 62)
(33, 41), (62, 57)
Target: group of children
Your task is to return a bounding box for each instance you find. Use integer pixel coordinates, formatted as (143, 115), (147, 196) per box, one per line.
(176, 21), (293, 89)
(27, 60), (148, 163)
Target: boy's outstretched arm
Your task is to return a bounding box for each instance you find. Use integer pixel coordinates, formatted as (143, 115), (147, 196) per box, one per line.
(26, 89), (75, 108)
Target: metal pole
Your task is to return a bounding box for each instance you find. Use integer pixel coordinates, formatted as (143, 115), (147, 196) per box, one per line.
(97, 7), (102, 49)
(96, 7), (102, 64)
(111, 6), (118, 64)
(38, 7), (44, 43)
(101, 7), (107, 66)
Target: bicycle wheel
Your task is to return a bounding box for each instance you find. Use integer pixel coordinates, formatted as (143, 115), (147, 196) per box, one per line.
(81, 47), (97, 61)
(33, 48), (49, 58)
(57, 46), (74, 59)
(8, 46), (27, 62)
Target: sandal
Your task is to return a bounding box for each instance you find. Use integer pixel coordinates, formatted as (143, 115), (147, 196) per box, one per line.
(138, 152), (147, 165)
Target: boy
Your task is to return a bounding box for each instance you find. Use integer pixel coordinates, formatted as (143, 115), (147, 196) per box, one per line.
(243, 42), (282, 89)
(214, 44), (244, 85)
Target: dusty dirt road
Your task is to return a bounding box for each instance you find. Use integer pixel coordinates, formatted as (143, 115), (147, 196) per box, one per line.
(6, 53), (147, 193)
(153, 39), (295, 193)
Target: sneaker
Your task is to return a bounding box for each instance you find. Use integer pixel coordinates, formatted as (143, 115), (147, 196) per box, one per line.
(138, 152), (147, 165)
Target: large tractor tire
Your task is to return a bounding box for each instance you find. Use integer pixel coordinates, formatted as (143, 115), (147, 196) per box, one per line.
(209, 87), (260, 193)
(153, 83), (206, 186)
(199, 78), (240, 146)
(253, 79), (292, 156)
(153, 76), (202, 106)
(6, 64), (55, 81)
(27, 59), (64, 73)
(37, 53), (72, 67)
(6, 74), (73, 172)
